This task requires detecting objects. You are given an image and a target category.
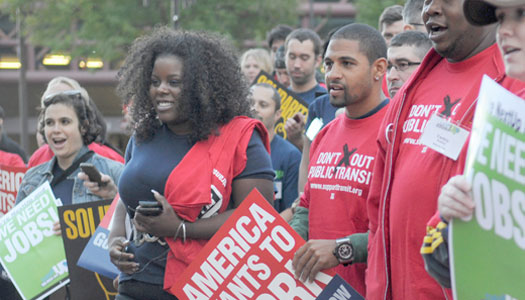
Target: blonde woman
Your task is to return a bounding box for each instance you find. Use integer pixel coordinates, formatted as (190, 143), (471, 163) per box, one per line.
(240, 48), (273, 83)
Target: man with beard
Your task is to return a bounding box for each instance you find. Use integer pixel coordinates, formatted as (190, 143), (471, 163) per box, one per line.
(386, 31), (431, 98)
(250, 83), (301, 213)
(283, 28), (327, 150)
(290, 23), (388, 297)
(366, 0), (525, 298)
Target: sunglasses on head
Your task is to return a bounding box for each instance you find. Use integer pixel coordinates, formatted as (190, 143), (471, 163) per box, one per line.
(42, 90), (84, 107)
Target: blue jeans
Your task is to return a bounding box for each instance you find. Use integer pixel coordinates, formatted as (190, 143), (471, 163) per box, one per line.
(116, 279), (177, 300)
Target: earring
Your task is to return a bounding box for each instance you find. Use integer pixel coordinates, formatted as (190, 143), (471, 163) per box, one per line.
(374, 76), (380, 81)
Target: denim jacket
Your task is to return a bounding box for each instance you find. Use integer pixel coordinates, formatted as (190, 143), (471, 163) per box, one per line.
(16, 146), (124, 204)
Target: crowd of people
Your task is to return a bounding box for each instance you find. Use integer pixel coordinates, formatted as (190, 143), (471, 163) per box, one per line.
(1, 0), (524, 298)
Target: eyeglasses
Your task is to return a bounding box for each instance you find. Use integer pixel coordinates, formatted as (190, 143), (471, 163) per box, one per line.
(387, 61), (421, 72)
(42, 90), (83, 107)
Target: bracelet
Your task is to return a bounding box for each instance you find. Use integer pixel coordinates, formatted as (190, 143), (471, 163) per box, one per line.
(290, 198), (300, 214)
(181, 221), (186, 244)
(174, 220), (185, 241)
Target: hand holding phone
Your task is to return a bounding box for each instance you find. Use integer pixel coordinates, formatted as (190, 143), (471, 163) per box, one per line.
(136, 200), (163, 216)
(80, 163), (107, 187)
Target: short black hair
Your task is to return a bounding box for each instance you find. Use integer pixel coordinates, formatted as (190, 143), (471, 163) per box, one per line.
(331, 23), (387, 64)
(0, 105), (4, 119)
(403, 0), (425, 25)
(379, 5), (403, 29)
(251, 83), (281, 111)
(267, 25), (294, 48)
(285, 28), (322, 57)
(390, 30), (432, 59)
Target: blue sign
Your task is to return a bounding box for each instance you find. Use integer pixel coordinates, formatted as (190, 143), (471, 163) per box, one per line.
(316, 274), (364, 300)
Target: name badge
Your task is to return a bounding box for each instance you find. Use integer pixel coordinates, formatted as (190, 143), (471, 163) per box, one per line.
(420, 113), (469, 160)
(305, 118), (323, 141)
(274, 181), (282, 200)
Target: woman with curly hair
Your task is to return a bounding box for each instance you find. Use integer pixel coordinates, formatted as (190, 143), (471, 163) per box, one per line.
(108, 27), (274, 300)
(27, 76), (124, 168)
(16, 90), (123, 222)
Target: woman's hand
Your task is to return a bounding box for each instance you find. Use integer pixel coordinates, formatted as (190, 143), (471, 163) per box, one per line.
(133, 190), (182, 238)
(438, 175), (475, 222)
(78, 172), (118, 200)
(109, 236), (138, 274)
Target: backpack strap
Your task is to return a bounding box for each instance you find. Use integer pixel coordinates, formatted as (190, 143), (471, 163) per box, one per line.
(50, 151), (95, 188)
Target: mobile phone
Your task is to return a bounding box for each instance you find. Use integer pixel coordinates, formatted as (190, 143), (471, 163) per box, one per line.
(79, 163), (107, 187)
(137, 201), (162, 216)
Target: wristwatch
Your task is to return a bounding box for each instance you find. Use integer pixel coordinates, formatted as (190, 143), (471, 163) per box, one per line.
(333, 237), (354, 266)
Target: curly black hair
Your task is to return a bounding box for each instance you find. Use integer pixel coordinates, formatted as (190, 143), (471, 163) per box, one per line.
(39, 92), (101, 146)
(116, 26), (252, 143)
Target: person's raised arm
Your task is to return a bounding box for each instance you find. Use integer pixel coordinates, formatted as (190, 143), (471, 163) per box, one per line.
(284, 113), (306, 150)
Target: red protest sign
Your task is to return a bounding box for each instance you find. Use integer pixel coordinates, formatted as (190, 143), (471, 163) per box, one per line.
(171, 189), (334, 300)
(0, 164), (27, 217)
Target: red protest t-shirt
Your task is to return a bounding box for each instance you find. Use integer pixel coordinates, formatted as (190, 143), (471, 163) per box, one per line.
(387, 44), (507, 299)
(300, 105), (387, 296)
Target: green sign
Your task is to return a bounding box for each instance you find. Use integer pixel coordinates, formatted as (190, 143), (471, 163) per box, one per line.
(450, 76), (525, 300)
(0, 182), (69, 300)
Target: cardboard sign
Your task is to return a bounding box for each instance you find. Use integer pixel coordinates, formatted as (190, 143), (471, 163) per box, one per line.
(0, 182), (68, 300)
(315, 274), (364, 300)
(171, 189), (334, 300)
(58, 199), (117, 300)
(77, 195), (121, 279)
(0, 164), (27, 217)
(255, 71), (309, 140)
(450, 76), (525, 299)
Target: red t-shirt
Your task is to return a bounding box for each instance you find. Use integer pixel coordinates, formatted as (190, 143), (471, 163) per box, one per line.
(300, 105), (387, 296)
(366, 44), (525, 299)
(28, 142), (124, 168)
(389, 45), (501, 298)
(0, 150), (25, 167)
